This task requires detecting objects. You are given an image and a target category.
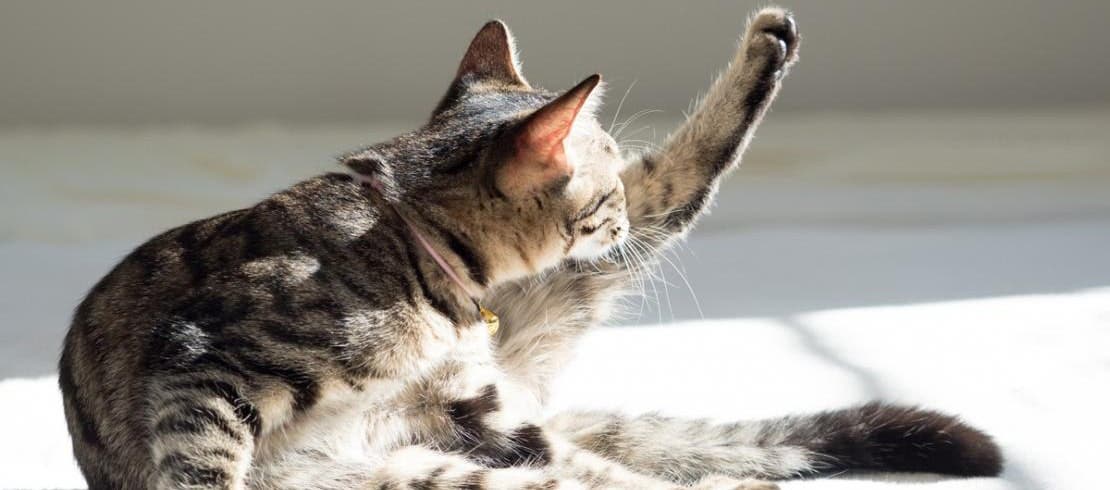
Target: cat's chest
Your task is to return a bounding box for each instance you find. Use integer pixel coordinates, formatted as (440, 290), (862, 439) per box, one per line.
(346, 309), (495, 399)
(335, 305), (490, 381)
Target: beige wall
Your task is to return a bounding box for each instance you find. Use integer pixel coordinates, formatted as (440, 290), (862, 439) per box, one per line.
(2, 0), (1109, 126)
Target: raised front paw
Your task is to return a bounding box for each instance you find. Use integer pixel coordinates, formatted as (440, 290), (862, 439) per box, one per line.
(743, 7), (800, 78)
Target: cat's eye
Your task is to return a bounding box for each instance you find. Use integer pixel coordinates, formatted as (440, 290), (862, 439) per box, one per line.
(573, 189), (616, 222)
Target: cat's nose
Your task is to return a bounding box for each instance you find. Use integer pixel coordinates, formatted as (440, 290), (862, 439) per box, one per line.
(610, 225), (626, 241)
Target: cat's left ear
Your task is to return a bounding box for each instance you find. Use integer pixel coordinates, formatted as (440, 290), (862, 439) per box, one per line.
(453, 20), (529, 88)
(496, 74), (602, 198)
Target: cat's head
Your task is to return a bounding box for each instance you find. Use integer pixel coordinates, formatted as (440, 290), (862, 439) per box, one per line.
(344, 21), (628, 283)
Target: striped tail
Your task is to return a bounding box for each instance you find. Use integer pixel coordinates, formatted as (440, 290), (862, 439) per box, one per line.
(760, 402), (1002, 477)
(547, 402), (1002, 482)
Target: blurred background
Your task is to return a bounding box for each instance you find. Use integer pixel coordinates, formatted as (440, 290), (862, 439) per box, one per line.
(2, 0), (1108, 377)
(1, 2), (1109, 488)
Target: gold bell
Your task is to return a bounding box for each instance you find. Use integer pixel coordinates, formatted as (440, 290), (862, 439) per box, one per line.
(478, 304), (499, 336)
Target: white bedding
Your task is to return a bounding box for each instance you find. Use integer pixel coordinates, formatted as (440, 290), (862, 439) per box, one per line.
(3, 289), (1108, 489)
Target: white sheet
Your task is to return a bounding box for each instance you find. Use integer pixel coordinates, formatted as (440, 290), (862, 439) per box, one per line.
(3, 289), (1107, 489)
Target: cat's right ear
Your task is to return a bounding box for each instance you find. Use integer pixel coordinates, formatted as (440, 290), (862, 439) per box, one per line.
(495, 74), (602, 199)
(452, 20), (530, 88)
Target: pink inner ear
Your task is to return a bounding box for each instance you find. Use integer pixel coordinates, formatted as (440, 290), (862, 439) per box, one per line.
(518, 111), (574, 167)
(515, 74), (602, 176)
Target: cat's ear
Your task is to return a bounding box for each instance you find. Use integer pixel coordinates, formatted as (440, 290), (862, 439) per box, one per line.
(497, 74), (602, 198)
(454, 20), (529, 87)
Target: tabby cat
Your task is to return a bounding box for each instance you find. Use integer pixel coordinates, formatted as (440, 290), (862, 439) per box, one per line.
(60, 8), (1002, 489)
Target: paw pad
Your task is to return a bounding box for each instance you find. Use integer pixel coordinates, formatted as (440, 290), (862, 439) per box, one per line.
(749, 8), (799, 62)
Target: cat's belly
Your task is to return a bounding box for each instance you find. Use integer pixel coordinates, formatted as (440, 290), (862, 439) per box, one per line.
(251, 324), (538, 469)
(250, 378), (404, 467)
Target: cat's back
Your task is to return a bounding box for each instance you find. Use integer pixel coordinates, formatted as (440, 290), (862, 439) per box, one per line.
(58, 172), (378, 488)
(66, 172), (368, 339)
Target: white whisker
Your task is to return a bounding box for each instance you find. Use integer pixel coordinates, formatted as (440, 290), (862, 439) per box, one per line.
(608, 79), (638, 134)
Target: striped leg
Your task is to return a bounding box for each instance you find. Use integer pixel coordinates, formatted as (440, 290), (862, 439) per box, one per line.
(257, 444), (701, 490)
(550, 434), (778, 489)
(149, 379), (260, 489)
(427, 379), (772, 490)
(257, 446), (580, 490)
(378, 448), (565, 489)
(620, 7), (798, 249)
(547, 410), (814, 483)
(390, 362), (692, 489)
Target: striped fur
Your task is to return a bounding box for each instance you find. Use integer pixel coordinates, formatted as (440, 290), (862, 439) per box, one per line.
(549, 403), (1002, 483)
(59, 9), (1000, 490)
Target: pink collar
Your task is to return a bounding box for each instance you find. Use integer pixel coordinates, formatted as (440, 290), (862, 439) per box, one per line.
(352, 173), (500, 334)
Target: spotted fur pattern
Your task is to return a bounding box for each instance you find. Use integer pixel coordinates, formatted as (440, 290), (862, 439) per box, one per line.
(60, 8), (1001, 490)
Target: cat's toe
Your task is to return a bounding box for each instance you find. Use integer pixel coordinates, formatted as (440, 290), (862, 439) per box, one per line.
(745, 7), (800, 70)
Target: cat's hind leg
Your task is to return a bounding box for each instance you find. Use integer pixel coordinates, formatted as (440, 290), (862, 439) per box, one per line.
(148, 378), (260, 489)
(547, 404), (1002, 482)
(255, 445), (580, 490)
(256, 444), (714, 490)
(369, 444), (723, 490)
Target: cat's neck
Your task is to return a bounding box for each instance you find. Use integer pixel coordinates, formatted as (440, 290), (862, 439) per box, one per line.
(347, 174), (493, 323)
(391, 209), (488, 302)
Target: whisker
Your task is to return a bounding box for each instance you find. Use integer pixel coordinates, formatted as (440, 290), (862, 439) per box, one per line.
(626, 233), (664, 323)
(658, 247), (704, 320)
(608, 79), (638, 134)
(613, 109), (663, 140)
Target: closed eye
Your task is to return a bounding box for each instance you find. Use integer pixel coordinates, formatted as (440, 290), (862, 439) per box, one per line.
(580, 218), (614, 235)
(573, 189), (616, 222)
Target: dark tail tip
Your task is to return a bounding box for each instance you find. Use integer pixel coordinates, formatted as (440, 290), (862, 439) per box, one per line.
(801, 402), (1003, 477)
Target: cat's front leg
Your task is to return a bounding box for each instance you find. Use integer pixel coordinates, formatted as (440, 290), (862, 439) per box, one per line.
(622, 7), (799, 248)
(491, 8), (799, 401)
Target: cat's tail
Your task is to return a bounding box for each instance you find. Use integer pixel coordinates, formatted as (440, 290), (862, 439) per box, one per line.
(547, 402), (1002, 482)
